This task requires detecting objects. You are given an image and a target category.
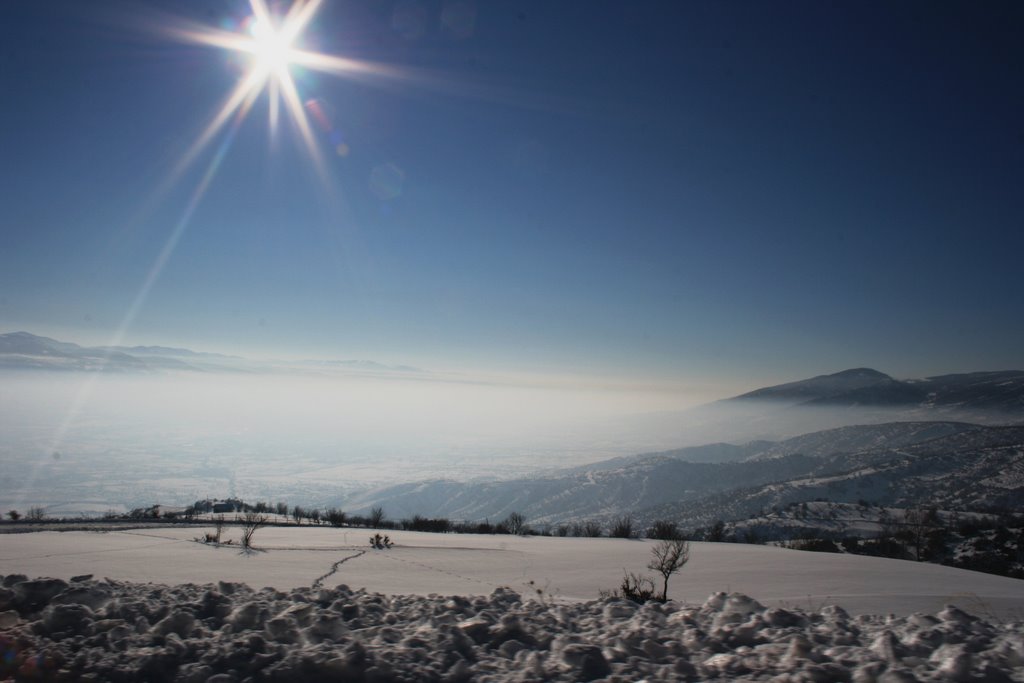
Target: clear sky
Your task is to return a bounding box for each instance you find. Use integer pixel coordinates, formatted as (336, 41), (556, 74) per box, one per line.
(1, 0), (1022, 392)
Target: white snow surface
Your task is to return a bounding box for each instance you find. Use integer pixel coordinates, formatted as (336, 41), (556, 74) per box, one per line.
(3, 528), (1024, 680)
(3, 528), (1024, 618)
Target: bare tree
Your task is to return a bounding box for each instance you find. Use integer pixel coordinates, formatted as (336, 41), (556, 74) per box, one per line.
(503, 511), (527, 535)
(324, 508), (347, 527)
(369, 506), (386, 528)
(705, 519), (727, 542)
(648, 538), (690, 602)
(241, 512), (269, 550)
(900, 507), (933, 561)
(26, 506), (46, 521)
(647, 520), (681, 540)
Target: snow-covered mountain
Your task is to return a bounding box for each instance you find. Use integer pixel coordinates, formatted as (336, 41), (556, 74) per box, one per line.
(346, 422), (1024, 528)
(640, 425), (1024, 529)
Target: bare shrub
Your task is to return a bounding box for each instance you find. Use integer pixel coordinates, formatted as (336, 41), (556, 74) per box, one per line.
(610, 515), (634, 539)
(582, 520), (603, 537)
(241, 512), (268, 549)
(370, 533), (392, 549)
(601, 572), (657, 603)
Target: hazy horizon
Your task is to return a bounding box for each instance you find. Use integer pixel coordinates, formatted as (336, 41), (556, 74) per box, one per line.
(4, 340), (1022, 516)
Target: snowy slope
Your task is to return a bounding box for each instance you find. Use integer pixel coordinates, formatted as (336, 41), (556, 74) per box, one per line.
(3, 527), (1024, 618)
(642, 427), (1024, 527)
(351, 423), (1023, 526)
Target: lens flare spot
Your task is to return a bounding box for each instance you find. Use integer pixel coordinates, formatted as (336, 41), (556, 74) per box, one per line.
(369, 162), (405, 200)
(304, 98), (332, 132)
(336, 143), (350, 157)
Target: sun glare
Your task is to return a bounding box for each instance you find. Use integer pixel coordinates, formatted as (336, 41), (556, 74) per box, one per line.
(162, 0), (339, 188)
(250, 19), (294, 73)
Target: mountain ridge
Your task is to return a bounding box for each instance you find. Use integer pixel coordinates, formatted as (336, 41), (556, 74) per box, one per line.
(342, 421), (1024, 527)
(0, 331), (422, 376)
(727, 367), (1024, 413)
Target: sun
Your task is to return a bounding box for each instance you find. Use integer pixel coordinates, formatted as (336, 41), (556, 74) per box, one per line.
(160, 0), (351, 188)
(249, 17), (294, 74)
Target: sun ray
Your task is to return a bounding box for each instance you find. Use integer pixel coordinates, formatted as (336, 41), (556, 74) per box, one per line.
(280, 0), (323, 44)
(268, 77), (280, 144)
(276, 66), (329, 184)
(165, 64), (269, 194)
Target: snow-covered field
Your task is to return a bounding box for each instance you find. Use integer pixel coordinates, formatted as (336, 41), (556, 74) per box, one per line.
(3, 527), (1024, 617)
(3, 528), (1024, 680)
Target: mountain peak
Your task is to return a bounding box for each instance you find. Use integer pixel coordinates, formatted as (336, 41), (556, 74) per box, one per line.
(732, 368), (898, 404)
(831, 368), (892, 380)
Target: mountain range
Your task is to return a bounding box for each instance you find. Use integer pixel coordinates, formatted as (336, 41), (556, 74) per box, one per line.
(0, 331), (420, 376)
(350, 366), (1024, 524)
(344, 421), (1024, 529)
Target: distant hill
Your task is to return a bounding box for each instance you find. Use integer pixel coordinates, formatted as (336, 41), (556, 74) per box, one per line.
(0, 331), (422, 376)
(641, 425), (1024, 529)
(728, 367), (1024, 413)
(618, 368), (1024, 447)
(344, 421), (1024, 527)
(0, 331), (157, 372)
(733, 368), (901, 404)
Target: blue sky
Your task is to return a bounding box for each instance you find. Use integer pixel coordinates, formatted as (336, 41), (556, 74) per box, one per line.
(1, 0), (1022, 392)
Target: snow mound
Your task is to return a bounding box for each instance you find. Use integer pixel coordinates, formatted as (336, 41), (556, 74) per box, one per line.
(2, 574), (1023, 681)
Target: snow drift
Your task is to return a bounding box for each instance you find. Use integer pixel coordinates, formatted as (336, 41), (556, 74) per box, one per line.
(2, 573), (1023, 682)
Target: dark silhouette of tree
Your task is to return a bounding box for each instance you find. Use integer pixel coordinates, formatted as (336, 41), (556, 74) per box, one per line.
(610, 515), (634, 538)
(647, 520), (681, 540)
(649, 538), (690, 602)
(503, 512), (527, 535)
(706, 520), (726, 542)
